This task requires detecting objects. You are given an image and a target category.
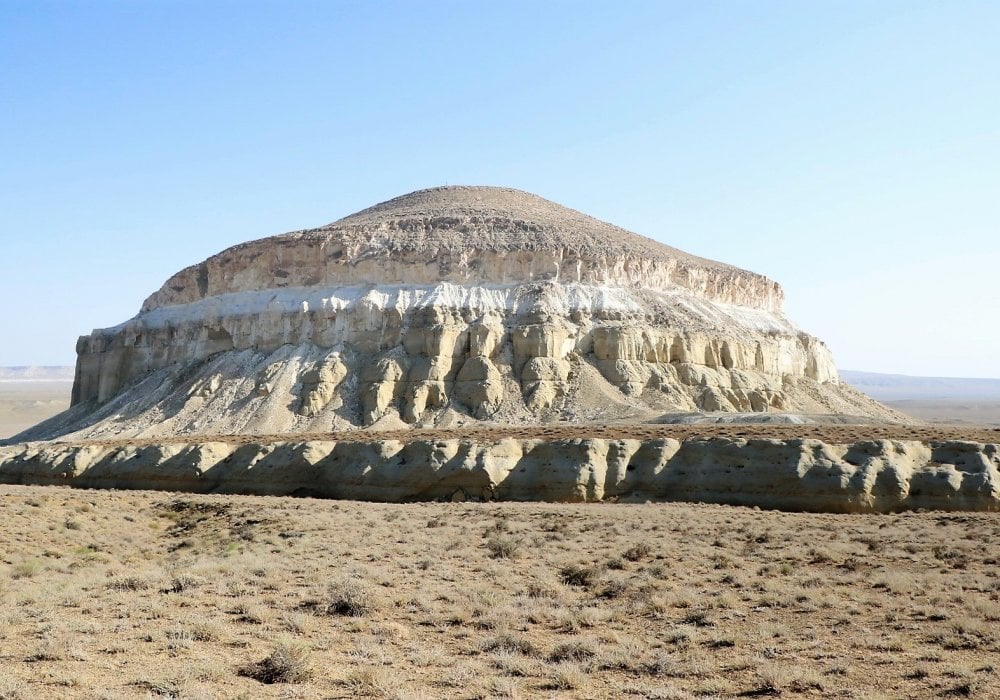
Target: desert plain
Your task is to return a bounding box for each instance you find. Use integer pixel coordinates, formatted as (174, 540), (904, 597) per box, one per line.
(1, 483), (999, 700)
(0, 380), (72, 443)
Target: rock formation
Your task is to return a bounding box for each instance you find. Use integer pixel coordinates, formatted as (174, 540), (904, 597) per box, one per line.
(17, 186), (894, 443)
(1, 437), (997, 512)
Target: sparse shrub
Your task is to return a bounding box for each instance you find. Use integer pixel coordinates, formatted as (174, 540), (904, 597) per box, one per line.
(191, 620), (223, 642)
(490, 517), (511, 534)
(540, 516), (567, 532)
(279, 612), (316, 635)
(598, 578), (629, 599)
(481, 634), (538, 656)
(343, 667), (395, 696)
(165, 573), (207, 593)
(664, 629), (691, 645)
(307, 577), (378, 617)
(231, 602), (265, 624)
(559, 563), (602, 587)
(682, 610), (712, 627)
(107, 576), (149, 592)
(489, 677), (522, 699)
(945, 680), (978, 697)
(857, 536), (884, 553)
(10, 561), (40, 580)
(489, 649), (536, 677)
(933, 546), (970, 569)
(26, 643), (64, 662)
(705, 637), (736, 649)
(526, 581), (559, 599)
(808, 547), (833, 563)
(756, 664), (791, 694)
(486, 534), (521, 559)
(239, 642), (312, 684)
(624, 542), (652, 562)
(545, 663), (587, 690)
(647, 563), (667, 578)
(549, 640), (596, 662)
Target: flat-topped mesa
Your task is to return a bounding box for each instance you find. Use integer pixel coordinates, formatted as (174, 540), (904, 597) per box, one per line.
(20, 185), (900, 444)
(140, 186), (784, 313)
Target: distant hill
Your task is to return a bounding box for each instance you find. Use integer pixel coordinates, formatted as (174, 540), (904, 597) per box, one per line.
(841, 370), (1000, 401)
(0, 366), (74, 382)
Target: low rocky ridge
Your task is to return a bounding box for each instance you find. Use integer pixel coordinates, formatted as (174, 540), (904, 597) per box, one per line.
(18, 186), (896, 443)
(2, 432), (997, 512)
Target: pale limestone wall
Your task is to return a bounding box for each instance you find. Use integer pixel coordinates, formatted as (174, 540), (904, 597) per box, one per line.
(2, 438), (997, 513)
(68, 281), (844, 433)
(140, 242), (784, 313)
(139, 185), (786, 313)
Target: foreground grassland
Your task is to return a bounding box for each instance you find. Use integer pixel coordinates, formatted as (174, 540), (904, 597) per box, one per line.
(0, 486), (998, 699)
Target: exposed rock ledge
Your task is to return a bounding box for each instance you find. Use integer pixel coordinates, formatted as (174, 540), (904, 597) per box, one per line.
(141, 186), (783, 313)
(1, 437), (996, 513)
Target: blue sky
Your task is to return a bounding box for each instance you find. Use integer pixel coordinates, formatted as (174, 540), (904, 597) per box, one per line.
(1, 1), (998, 376)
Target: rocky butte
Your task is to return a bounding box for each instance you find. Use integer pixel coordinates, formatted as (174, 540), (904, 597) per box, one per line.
(3, 186), (998, 511)
(33, 186), (886, 438)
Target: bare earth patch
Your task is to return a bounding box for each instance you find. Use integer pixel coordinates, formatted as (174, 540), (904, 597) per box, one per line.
(1, 485), (997, 698)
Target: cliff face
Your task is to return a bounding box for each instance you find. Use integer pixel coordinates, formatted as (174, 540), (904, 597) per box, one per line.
(140, 187), (784, 313)
(2, 437), (997, 513)
(21, 186), (893, 443)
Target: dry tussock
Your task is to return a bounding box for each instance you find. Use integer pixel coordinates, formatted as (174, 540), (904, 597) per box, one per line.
(0, 484), (998, 697)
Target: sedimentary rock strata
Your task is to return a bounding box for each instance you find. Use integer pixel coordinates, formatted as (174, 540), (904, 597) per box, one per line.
(16, 186), (895, 443)
(1, 437), (996, 513)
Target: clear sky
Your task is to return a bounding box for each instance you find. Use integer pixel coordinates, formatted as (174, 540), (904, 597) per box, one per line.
(1, 1), (998, 377)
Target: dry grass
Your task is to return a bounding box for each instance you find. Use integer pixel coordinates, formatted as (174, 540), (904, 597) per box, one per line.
(0, 484), (998, 697)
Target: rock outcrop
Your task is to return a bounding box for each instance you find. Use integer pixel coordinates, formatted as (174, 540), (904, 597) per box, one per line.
(1, 437), (996, 513)
(17, 186), (897, 443)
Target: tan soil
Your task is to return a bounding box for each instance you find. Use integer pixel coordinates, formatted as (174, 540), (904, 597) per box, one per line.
(0, 485), (997, 698)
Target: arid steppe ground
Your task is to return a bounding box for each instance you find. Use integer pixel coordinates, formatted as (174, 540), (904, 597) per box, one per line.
(0, 380), (72, 441)
(883, 400), (1000, 427)
(1, 485), (998, 699)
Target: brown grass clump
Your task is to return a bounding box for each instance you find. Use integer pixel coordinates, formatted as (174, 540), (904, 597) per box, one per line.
(559, 562), (603, 587)
(1, 484), (999, 698)
(312, 576), (379, 617)
(486, 533), (521, 559)
(239, 642), (312, 684)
